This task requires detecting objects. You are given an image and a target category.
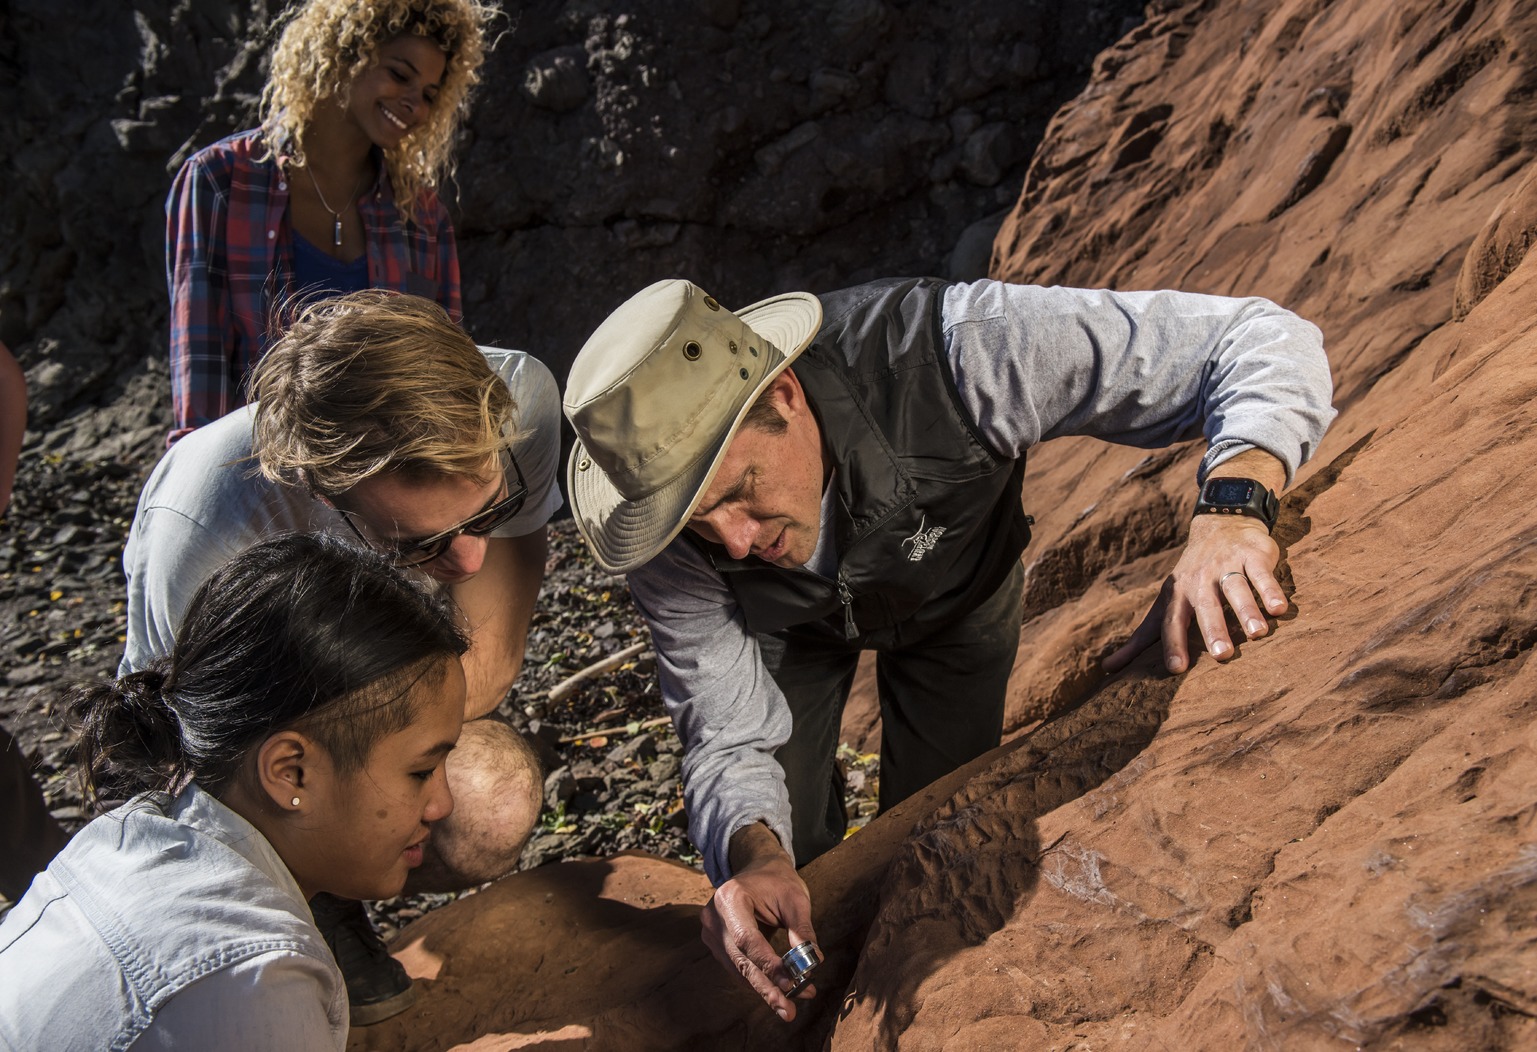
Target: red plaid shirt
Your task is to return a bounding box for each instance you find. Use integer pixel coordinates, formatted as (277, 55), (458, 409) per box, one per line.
(165, 130), (463, 445)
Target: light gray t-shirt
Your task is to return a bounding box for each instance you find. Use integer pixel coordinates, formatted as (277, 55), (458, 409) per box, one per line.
(628, 280), (1338, 884)
(121, 348), (563, 674)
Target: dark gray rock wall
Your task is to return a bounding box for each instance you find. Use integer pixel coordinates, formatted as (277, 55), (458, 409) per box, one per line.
(0, 0), (1144, 463)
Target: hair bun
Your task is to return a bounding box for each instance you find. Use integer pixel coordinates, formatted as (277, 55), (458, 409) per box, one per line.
(130, 666), (167, 695)
(67, 660), (183, 805)
(118, 665), (180, 736)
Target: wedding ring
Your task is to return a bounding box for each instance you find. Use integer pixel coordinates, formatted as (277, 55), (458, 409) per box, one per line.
(1219, 571), (1247, 586)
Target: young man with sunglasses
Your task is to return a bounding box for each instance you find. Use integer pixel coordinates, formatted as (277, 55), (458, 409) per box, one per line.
(119, 290), (559, 1023)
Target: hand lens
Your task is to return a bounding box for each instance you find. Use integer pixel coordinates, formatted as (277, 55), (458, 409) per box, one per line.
(781, 940), (822, 996)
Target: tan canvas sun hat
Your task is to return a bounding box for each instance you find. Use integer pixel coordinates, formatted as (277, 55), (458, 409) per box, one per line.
(564, 279), (823, 574)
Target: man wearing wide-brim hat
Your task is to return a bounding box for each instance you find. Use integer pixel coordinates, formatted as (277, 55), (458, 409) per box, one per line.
(564, 276), (1335, 1020)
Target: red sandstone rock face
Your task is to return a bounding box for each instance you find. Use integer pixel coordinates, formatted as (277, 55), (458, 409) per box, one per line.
(353, 0), (1537, 1047)
(834, 0), (1537, 1046)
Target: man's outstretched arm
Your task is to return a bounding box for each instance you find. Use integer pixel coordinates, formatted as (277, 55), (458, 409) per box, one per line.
(940, 282), (1334, 674)
(700, 821), (820, 1022)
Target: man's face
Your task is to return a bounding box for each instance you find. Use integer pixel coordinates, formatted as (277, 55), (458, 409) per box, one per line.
(334, 460), (505, 583)
(686, 375), (826, 568)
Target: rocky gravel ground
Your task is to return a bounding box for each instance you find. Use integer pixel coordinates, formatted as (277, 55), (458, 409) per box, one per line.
(0, 451), (880, 932)
(0, 453), (143, 837)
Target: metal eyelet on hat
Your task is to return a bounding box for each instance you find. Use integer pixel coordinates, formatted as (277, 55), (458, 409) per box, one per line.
(683, 341), (702, 361)
(728, 340), (738, 354)
(703, 296), (721, 311)
(577, 457), (591, 471)
(739, 367), (749, 379)
(749, 346), (759, 356)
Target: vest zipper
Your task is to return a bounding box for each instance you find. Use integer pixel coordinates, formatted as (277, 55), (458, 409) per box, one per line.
(836, 570), (857, 639)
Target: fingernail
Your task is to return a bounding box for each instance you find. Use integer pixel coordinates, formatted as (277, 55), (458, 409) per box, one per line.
(777, 1007), (790, 1021)
(1247, 619), (1265, 634)
(1167, 656), (1186, 673)
(1211, 640), (1230, 657)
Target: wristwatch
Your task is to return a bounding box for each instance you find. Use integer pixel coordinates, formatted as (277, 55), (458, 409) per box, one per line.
(1194, 476), (1279, 532)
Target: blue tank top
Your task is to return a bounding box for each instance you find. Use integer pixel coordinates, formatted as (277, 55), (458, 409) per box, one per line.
(291, 230), (369, 300)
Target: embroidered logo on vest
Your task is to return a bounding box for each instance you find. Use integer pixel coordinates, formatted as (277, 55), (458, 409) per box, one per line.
(901, 515), (947, 562)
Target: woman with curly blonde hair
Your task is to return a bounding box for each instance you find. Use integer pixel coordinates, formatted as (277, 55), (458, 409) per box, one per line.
(165, 0), (498, 445)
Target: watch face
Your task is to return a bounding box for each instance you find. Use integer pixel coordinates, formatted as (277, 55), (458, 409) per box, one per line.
(1206, 478), (1256, 505)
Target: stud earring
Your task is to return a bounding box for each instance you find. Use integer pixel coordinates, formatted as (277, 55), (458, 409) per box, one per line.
(291, 796), (301, 807)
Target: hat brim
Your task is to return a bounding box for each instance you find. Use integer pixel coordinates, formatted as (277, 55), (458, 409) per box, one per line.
(568, 290), (823, 574)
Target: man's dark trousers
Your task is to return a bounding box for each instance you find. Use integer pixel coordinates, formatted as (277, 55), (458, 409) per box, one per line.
(761, 561), (1025, 865)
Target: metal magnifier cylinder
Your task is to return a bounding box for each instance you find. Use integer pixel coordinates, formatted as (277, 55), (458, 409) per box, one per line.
(782, 941), (822, 995)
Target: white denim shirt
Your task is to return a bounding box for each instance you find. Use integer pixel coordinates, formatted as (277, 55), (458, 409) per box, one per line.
(629, 280), (1338, 884)
(0, 784), (346, 1051)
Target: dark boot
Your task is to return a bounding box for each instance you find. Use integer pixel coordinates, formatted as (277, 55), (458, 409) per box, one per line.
(309, 893), (417, 1025)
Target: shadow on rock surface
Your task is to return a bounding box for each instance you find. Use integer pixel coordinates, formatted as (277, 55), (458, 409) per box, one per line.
(824, 662), (1176, 1049)
(349, 657), (1175, 1052)
(352, 852), (735, 1051)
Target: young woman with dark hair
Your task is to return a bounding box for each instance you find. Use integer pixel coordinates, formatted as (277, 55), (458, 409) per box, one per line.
(0, 534), (469, 1049)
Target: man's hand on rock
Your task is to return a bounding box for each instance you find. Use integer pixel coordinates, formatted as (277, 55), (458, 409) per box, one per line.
(700, 821), (819, 1022)
(1105, 451), (1290, 675)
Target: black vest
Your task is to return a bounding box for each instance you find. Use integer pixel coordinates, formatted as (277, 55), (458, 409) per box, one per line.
(695, 278), (1032, 639)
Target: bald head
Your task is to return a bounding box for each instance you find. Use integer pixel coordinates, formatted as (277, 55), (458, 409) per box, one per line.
(404, 719), (544, 893)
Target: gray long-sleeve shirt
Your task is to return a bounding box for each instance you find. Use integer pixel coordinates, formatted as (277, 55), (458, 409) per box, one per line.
(628, 280), (1336, 884)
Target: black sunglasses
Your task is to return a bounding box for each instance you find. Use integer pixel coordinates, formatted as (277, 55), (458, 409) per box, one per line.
(338, 449), (527, 567)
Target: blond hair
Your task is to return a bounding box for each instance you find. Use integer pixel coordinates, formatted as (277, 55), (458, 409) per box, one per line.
(252, 290), (514, 497)
(260, 0), (497, 223)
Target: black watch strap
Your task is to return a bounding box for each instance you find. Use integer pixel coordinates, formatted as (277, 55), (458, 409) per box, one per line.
(1194, 476), (1279, 531)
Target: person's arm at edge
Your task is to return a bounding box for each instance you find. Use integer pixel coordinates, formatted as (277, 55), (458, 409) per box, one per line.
(0, 342), (25, 511)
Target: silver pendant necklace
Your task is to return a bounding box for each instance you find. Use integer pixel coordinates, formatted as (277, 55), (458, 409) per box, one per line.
(302, 164), (369, 248)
